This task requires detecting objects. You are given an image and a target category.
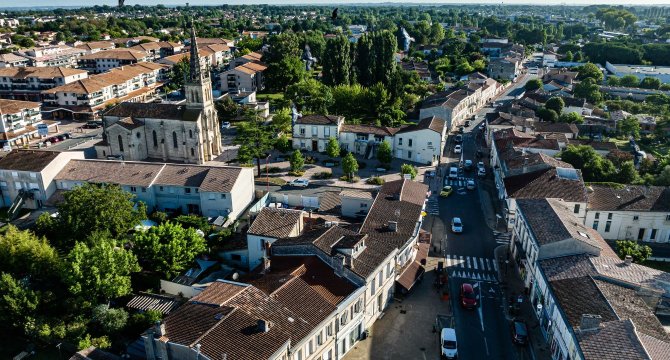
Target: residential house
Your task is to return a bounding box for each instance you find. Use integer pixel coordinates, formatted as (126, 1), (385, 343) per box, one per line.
(131, 41), (183, 60)
(0, 53), (29, 68)
(585, 184), (670, 243)
(198, 44), (232, 68)
(42, 62), (166, 120)
(111, 36), (159, 48)
(246, 207), (305, 270)
(230, 51), (263, 68)
(339, 189), (375, 219)
(241, 30), (268, 39)
(195, 37), (234, 47)
(54, 159), (254, 219)
(220, 62), (267, 92)
(487, 56), (522, 82)
(543, 69), (578, 87)
(401, 60), (433, 82)
(77, 49), (149, 73)
(0, 66), (89, 101)
(393, 116), (447, 165)
(0, 149), (85, 210)
(74, 41), (116, 55)
(338, 124), (399, 160)
(15, 44), (85, 67)
(0, 99), (58, 149)
(292, 114), (344, 152)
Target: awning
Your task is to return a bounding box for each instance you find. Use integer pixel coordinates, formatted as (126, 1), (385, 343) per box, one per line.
(397, 243), (430, 291)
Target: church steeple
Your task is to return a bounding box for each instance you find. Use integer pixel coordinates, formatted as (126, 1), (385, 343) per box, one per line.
(184, 18), (212, 110)
(187, 19), (206, 84)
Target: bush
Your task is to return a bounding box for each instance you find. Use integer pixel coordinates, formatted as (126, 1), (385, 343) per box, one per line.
(267, 166), (282, 174)
(305, 156), (317, 164)
(400, 163), (418, 180)
(149, 211), (169, 224)
(366, 176), (385, 185)
(339, 175), (361, 183)
(312, 171), (332, 179)
(255, 177), (287, 186)
(174, 214), (212, 234)
(288, 170), (305, 176)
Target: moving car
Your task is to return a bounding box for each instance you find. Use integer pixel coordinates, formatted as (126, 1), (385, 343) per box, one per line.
(464, 120), (471, 127)
(464, 160), (473, 170)
(290, 179), (309, 187)
(454, 134), (462, 143)
(460, 283), (478, 309)
(441, 328), (458, 359)
(454, 145), (462, 154)
(440, 185), (453, 197)
(477, 161), (486, 177)
(512, 320), (528, 345)
(221, 121), (231, 129)
(448, 167), (458, 179)
(466, 179), (476, 190)
(451, 217), (463, 233)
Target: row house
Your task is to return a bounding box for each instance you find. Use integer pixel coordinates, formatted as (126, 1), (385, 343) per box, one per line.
(338, 124), (398, 160)
(78, 49), (149, 73)
(14, 44), (85, 67)
(111, 36), (159, 48)
(0, 53), (30, 68)
(74, 41), (116, 55)
(0, 150), (85, 210)
(230, 51), (263, 68)
(487, 56), (522, 82)
(585, 184), (670, 243)
(54, 159), (254, 220)
(131, 41), (184, 61)
(42, 62), (166, 120)
(220, 62), (267, 93)
(0, 99), (58, 150)
(0, 66), (88, 101)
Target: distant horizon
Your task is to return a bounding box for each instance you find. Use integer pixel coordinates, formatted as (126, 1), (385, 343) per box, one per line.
(3, 0), (670, 10)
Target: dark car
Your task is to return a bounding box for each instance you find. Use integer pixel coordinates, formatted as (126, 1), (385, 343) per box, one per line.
(83, 121), (102, 129)
(460, 283), (477, 309)
(512, 320), (528, 345)
(464, 120), (471, 127)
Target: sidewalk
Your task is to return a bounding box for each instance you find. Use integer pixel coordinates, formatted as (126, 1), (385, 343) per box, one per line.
(495, 246), (552, 360)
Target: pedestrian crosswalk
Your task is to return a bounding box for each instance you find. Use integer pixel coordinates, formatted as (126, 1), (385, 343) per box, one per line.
(444, 176), (473, 188)
(426, 195), (440, 215)
(494, 231), (512, 245)
(445, 254), (499, 283)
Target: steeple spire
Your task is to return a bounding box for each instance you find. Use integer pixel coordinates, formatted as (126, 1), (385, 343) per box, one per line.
(188, 18), (205, 83)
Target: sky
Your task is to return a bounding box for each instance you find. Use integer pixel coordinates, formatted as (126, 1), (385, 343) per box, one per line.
(4, 0), (670, 8)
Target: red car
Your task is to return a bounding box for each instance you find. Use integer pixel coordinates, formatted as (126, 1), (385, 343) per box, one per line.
(460, 283), (478, 309)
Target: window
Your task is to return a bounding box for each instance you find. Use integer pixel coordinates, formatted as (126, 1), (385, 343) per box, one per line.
(14, 181), (21, 190)
(605, 221), (612, 232)
(398, 138), (403, 146)
(595, 212), (600, 219)
(209, 193), (216, 200)
(573, 204), (580, 214)
(130, 186), (137, 192)
(378, 271), (382, 287)
(296, 349), (302, 360)
(136, 132), (141, 139)
(608, 213), (613, 220)
(152, 130), (158, 147)
(327, 323), (333, 337)
(141, 187), (146, 193)
(159, 186), (164, 191)
(221, 193), (226, 199)
(650, 229), (657, 240)
(317, 331), (323, 346)
(29, 173), (37, 179)
(309, 340), (314, 355)
(340, 311), (348, 326)
(325, 127), (330, 136)
(408, 151), (412, 158)
(312, 127), (318, 136)
(189, 129), (193, 138)
(592, 221), (599, 230)
(190, 148), (195, 156)
(666, 214), (670, 222)
(386, 262), (391, 278)
(118, 135), (124, 152)
(360, 203), (367, 208)
(172, 131), (178, 148)
(633, 215), (639, 221)
(370, 279), (376, 294)
(408, 139), (413, 147)
(300, 127), (305, 135)
(185, 188), (191, 194)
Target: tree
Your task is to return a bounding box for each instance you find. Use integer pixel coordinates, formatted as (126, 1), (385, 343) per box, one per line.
(545, 97), (565, 115)
(92, 304), (128, 334)
(215, 96), (240, 123)
(618, 116), (641, 139)
(564, 50), (573, 61)
(265, 56), (308, 92)
(271, 107), (293, 134)
(326, 137), (340, 159)
(430, 22), (446, 44)
(341, 152), (359, 182)
(577, 63), (604, 82)
(285, 78), (333, 114)
(63, 235), (140, 302)
(616, 161), (639, 184)
(132, 222), (206, 279)
(0, 273), (39, 336)
(377, 140), (392, 166)
(560, 145), (616, 182)
(322, 35), (352, 86)
(289, 149), (305, 173)
(654, 165), (670, 186)
(537, 107), (559, 122)
(43, 183), (146, 249)
(606, 76), (620, 86)
(400, 164), (418, 180)
(559, 112), (584, 124)
(615, 240), (652, 263)
(525, 78), (543, 91)
(573, 78), (602, 104)
(0, 226), (59, 282)
(355, 31), (397, 87)
(620, 74), (640, 88)
(234, 108), (276, 174)
(455, 59), (475, 76)
(639, 77), (661, 90)
(168, 56), (189, 91)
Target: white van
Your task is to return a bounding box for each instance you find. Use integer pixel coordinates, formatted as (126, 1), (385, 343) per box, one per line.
(448, 167), (458, 179)
(441, 328), (458, 359)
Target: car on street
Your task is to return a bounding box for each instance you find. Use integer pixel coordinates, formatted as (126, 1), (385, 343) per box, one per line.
(457, 126), (464, 134)
(464, 159), (473, 170)
(290, 179), (309, 187)
(454, 134), (462, 143)
(464, 120), (471, 127)
(221, 121), (231, 129)
(459, 283), (477, 309)
(479, 123), (486, 131)
(440, 185), (453, 197)
(511, 320), (528, 345)
(451, 217), (463, 233)
(448, 167), (458, 179)
(425, 170), (436, 178)
(83, 121), (102, 129)
(441, 328), (458, 359)
(466, 179), (476, 190)
(454, 145), (462, 154)
(477, 161), (486, 177)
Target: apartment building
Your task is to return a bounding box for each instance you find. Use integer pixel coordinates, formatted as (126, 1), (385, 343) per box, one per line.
(130, 41), (184, 60)
(0, 53), (29, 68)
(0, 66), (89, 101)
(78, 49), (149, 73)
(220, 62), (267, 92)
(74, 41), (116, 55)
(0, 99), (54, 150)
(14, 44), (85, 67)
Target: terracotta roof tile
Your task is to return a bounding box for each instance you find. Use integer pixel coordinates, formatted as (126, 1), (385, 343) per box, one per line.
(247, 207), (303, 238)
(504, 168), (588, 203)
(55, 159), (164, 187)
(0, 99), (40, 114)
(397, 116), (446, 134)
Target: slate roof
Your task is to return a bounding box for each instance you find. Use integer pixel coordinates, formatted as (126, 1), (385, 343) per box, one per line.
(550, 276), (618, 328)
(396, 116), (446, 134)
(0, 149), (60, 172)
(247, 207), (303, 238)
(295, 114), (343, 125)
(587, 184), (670, 212)
(575, 320), (650, 360)
(504, 167), (588, 203)
(104, 102), (202, 122)
(154, 164), (210, 188)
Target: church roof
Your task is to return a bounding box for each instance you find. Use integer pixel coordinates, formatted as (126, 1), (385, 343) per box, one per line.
(104, 102), (202, 122)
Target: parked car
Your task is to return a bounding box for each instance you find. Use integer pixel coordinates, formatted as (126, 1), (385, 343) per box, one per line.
(83, 121), (102, 129)
(425, 170), (436, 178)
(56, 135), (66, 141)
(464, 120), (471, 127)
(221, 121), (231, 129)
(460, 283), (478, 309)
(457, 126), (464, 134)
(290, 179), (309, 187)
(440, 185), (453, 197)
(455, 135), (462, 143)
(454, 145), (462, 154)
(48, 136), (60, 143)
(479, 123), (486, 131)
(441, 328), (458, 359)
(448, 167), (459, 179)
(451, 217), (463, 233)
(512, 320), (528, 345)
(466, 179), (476, 190)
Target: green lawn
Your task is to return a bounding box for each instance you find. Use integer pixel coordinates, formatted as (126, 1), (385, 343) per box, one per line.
(256, 93), (284, 101)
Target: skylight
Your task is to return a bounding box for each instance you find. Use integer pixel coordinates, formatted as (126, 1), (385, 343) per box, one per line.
(556, 167), (579, 180)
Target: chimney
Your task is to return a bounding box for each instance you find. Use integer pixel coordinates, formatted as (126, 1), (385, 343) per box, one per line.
(333, 254), (345, 276)
(579, 314), (602, 331)
(257, 319), (271, 333)
(388, 221), (398, 232)
(344, 254), (354, 269)
(624, 255), (633, 265)
(155, 321), (166, 337)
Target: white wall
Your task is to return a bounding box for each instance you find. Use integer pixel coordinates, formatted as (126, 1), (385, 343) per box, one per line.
(585, 210), (670, 242)
(393, 128), (443, 165)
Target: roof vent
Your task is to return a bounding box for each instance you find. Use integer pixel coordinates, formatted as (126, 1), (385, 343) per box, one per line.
(579, 314), (602, 331)
(388, 221), (398, 232)
(624, 255), (633, 265)
(257, 319), (271, 333)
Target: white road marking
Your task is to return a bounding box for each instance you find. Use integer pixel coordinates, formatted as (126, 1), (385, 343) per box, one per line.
(466, 256), (471, 269)
(473, 257), (478, 270)
(480, 257), (486, 270)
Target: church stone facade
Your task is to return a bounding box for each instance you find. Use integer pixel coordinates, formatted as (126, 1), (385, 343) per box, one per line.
(95, 24), (221, 164)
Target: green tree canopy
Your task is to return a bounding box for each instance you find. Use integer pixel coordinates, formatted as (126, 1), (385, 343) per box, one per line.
(618, 116), (641, 139)
(326, 137), (340, 159)
(615, 240), (652, 263)
(132, 222), (206, 279)
(341, 152), (359, 182)
(285, 78), (333, 114)
(573, 78), (602, 104)
(537, 107), (559, 122)
(559, 145), (616, 182)
(0, 226), (59, 282)
(559, 112), (584, 124)
(289, 149), (305, 172)
(545, 97), (565, 114)
(234, 108), (276, 174)
(92, 304), (128, 334)
(377, 140), (392, 165)
(322, 35), (352, 86)
(639, 77), (661, 90)
(577, 62), (604, 82)
(265, 56), (308, 92)
(620, 74), (640, 88)
(400, 164), (418, 180)
(524, 78), (543, 91)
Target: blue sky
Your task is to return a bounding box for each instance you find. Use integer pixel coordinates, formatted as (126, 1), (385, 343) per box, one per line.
(5, 0), (670, 8)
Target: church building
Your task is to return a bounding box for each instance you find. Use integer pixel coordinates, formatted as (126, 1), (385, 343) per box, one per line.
(95, 23), (221, 164)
